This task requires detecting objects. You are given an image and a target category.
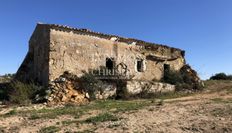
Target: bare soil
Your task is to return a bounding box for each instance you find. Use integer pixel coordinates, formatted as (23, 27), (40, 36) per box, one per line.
(0, 80), (232, 133)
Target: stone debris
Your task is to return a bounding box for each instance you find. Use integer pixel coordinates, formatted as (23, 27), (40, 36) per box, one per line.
(180, 64), (203, 85)
(47, 72), (89, 105)
(46, 72), (118, 105)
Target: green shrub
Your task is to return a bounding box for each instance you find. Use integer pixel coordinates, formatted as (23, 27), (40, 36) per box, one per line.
(39, 126), (60, 133)
(162, 69), (184, 85)
(79, 73), (104, 100)
(4, 109), (17, 116)
(162, 69), (202, 91)
(9, 81), (41, 105)
(84, 113), (118, 123)
(210, 73), (232, 80)
(0, 83), (10, 101)
(175, 83), (193, 91)
(115, 79), (128, 99)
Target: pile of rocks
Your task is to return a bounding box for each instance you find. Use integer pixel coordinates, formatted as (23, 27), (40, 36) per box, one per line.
(45, 72), (117, 105)
(47, 72), (89, 105)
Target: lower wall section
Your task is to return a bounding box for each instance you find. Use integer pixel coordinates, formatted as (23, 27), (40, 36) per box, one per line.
(95, 83), (117, 100)
(45, 72), (176, 104)
(125, 81), (175, 97)
(99, 80), (176, 99)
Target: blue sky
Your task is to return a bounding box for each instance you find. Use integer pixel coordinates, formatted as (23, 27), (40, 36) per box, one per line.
(0, 0), (231, 79)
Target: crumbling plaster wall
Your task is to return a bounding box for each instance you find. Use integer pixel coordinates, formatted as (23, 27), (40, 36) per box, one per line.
(48, 29), (185, 82)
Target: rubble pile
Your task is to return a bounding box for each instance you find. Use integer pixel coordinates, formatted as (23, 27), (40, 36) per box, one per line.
(180, 64), (202, 84)
(47, 72), (89, 105)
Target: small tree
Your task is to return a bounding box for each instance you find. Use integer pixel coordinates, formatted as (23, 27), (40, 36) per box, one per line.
(210, 73), (232, 80)
(162, 68), (202, 91)
(228, 75), (232, 80)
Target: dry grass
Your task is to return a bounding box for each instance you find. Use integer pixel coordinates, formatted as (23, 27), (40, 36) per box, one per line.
(0, 80), (232, 132)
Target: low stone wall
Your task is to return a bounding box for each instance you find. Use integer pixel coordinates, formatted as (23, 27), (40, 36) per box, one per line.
(126, 81), (175, 97)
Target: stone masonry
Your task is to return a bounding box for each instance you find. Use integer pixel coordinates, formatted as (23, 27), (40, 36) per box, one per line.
(15, 23), (195, 103)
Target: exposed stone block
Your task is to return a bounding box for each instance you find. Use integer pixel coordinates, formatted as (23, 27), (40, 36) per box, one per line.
(126, 81), (175, 97)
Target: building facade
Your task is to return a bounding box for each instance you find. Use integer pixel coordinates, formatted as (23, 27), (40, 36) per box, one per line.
(16, 23), (186, 87)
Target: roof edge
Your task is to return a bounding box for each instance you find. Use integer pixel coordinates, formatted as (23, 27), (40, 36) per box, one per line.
(37, 23), (184, 52)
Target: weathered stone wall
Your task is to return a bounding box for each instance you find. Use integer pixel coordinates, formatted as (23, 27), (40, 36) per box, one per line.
(48, 29), (185, 82)
(126, 81), (175, 97)
(16, 24), (186, 87)
(30, 25), (50, 86)
(15, 24), (191, 103)
(16, 25), (50, 86)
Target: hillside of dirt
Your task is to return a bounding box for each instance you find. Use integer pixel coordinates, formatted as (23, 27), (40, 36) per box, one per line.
(0, 80), (232, 133)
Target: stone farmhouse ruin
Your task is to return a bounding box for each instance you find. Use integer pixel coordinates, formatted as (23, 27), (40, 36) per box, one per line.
(15, 23), (200, 104)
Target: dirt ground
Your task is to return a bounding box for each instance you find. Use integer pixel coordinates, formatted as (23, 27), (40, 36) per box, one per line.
(0, 80), (232, 133)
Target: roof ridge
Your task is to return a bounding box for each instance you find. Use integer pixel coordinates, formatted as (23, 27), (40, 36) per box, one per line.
(37, 23), (183, 52)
